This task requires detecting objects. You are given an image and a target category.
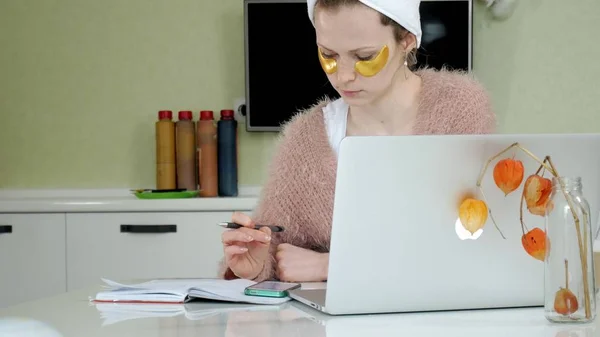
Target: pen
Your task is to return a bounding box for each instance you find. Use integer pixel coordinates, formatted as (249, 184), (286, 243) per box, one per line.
(217, 222), (284, 232)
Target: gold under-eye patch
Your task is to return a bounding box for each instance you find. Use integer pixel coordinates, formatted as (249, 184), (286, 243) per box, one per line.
(354, 45), (389, 77)
(318, 48), (337, 74)
(317, 45), (390, 77)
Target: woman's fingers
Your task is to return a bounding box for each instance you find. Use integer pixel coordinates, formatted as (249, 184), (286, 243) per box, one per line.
(224, 245), (248, 257)
(222, 230), (254, 245)
(240, 227), (271, 243)
(228, 212), (272, 242)
(222, 227), (271, 245)
(258, 226), (272, 238)
(231, 211), (254, 227)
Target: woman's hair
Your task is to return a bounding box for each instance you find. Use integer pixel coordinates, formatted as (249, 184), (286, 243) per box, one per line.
(315, 0), (418, 68)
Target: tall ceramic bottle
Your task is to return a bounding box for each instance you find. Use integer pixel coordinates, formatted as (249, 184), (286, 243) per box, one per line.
(544, 176), (596, 323)
(175, 110), (196, 191)
(217, 109), (238, 197)
(197, 110), (218, 197)
(155, 110), (176, 190)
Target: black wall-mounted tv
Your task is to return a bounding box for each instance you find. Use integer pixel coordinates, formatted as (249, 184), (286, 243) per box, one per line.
(243, 0), (473, 131)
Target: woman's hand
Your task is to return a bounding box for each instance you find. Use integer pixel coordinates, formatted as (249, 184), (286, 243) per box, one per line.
(275, 243), (329, 282)
(222, 211), (272, 280)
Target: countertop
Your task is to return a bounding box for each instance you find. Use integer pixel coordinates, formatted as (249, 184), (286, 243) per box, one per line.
(0, 282), (598, 337)
(0, 187), (260, 213)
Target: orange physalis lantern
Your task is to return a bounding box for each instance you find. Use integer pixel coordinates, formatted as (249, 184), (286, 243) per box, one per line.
(554, 287), (579, 315)
(493, 158), (524, 196)
(524, 174), (553, 216)
(459, 198), (488, 234)
(521, 227), (548, 261)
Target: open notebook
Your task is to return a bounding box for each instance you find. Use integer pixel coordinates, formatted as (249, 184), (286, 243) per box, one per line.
(95, 302), (284, 326)
(92, 278), (291, 305)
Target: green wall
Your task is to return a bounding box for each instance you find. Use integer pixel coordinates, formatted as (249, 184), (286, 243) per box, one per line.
(0, 0), (598, 188)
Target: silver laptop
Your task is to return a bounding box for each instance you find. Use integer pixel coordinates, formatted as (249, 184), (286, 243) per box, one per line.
(289, 133), (600, 315)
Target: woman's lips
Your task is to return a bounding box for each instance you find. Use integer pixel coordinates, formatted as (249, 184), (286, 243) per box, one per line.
(341, 90), (361, 97)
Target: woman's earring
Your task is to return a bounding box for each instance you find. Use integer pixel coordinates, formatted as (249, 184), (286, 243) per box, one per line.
(403, 54), (408, 79)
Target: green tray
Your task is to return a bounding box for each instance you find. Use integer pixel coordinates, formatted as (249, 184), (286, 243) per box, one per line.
(133, 190), (199, 199)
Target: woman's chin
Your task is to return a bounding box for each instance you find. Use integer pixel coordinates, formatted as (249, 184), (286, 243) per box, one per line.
(340, 94), (371, 106)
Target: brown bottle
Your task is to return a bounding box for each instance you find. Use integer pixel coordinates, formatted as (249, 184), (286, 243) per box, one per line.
(197, 110), (218, 197)
(176, 110), (197, 191)
(155, 110), (176, 190)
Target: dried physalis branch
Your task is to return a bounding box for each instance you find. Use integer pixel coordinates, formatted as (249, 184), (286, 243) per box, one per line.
(475, 143), (554, 239)
(473, 143), (591, 318)
(493, 157), (524, 196)
(518, 158), (551, 261)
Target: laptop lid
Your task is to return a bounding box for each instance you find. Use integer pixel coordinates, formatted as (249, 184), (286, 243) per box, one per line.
(324, 134), (600, 315)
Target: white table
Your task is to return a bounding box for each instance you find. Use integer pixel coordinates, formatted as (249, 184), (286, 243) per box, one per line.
(0, 282), (598, 337)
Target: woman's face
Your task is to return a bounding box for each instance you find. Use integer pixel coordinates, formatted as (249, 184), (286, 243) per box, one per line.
(314, 5), (407, 106)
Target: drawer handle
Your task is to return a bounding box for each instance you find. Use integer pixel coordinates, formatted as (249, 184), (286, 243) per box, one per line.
(0, 225), (12, 234)
(120, 224), (177, 234)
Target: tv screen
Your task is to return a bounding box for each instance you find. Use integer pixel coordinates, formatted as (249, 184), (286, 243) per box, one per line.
(243, 0), (473, 131)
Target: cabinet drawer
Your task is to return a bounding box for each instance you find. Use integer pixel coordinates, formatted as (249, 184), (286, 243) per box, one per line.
(66, 211), (240, 291)
(0, 213), (67, 308)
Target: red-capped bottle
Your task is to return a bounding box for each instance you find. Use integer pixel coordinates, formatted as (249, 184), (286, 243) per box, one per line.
(217, 109), (238, 197)
(156, 110), (176, 190)
(176, 110), (196, 191)
(197, 110), (218, 197)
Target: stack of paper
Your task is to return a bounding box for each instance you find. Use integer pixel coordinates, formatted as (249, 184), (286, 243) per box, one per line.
(92, 278), (292, 305)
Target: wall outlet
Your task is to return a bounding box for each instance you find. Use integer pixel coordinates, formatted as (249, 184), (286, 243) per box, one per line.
(233, 97), (246, 120)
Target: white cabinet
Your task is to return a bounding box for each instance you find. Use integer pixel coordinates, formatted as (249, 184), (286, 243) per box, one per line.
(66, 211), (235, 291)
(0, 213), (67, 308)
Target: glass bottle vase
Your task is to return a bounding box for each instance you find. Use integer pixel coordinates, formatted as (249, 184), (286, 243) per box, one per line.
(544, 176), (596, 323)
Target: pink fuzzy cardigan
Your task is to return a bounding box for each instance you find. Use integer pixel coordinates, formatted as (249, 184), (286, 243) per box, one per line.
(220, 68), (496, 281)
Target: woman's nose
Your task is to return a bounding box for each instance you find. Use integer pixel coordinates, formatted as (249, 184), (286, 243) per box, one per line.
(336, 61), (356, 84)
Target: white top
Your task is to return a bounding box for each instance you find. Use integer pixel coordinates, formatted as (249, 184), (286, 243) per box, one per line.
(0, 282), (597, 337)
(322, 98), (349, 158)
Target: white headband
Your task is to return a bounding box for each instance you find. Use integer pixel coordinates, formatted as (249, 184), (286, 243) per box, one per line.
(307, 0), (422, 48)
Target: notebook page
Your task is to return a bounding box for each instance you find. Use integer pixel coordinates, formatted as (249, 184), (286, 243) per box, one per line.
(187, 279), (291, 305)
(101, 278), (210, 294)
(95, 278), (210, 303)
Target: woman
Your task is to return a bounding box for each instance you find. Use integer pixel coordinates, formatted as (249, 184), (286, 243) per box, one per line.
(219, 0), (496, 282)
